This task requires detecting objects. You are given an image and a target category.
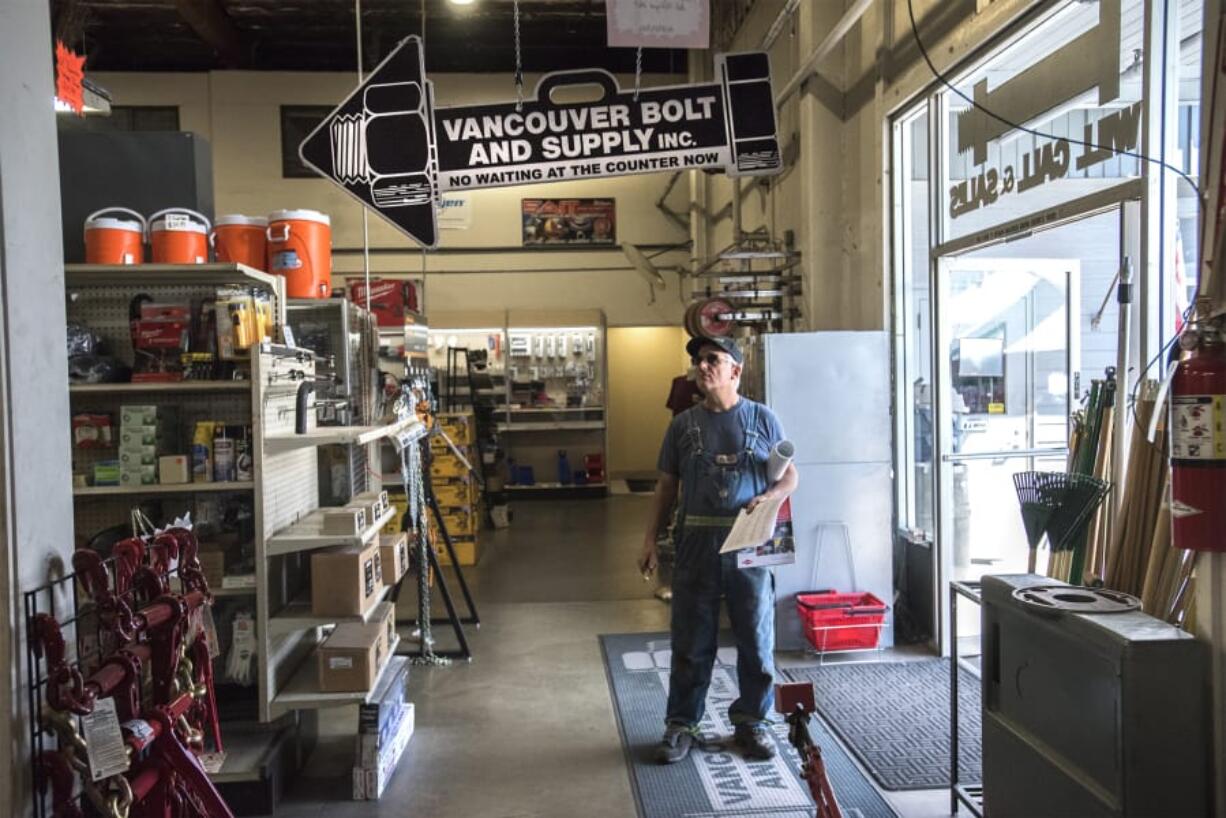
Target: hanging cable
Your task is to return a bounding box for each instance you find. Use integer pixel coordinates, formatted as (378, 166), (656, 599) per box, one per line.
(513, 0), (524, 111)
(355, 0), (371, 302)
(905, 0), (1200, 199)
(907, 0), (1203, 423)
(634, 47), (643, 101)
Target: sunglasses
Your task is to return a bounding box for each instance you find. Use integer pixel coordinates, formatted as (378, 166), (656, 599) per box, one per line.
(692, 352), (732, 367)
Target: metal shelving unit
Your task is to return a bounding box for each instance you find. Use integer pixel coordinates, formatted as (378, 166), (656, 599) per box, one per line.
(264, 506), (397, 558)
(63, 263), (289, 789)
(73, 481), (255, 497)
(69, 381), (252, 394)
(253, 344), (428, 724)
(269, 644), (404, 719)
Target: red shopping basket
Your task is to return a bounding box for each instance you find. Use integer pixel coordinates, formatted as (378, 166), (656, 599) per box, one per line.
(796, 590), (888, 653)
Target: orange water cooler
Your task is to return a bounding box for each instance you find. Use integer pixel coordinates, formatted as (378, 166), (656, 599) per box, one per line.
(150, 208), (211, 264)
(267, 209), (331, 298)
(84, 208), (146, 264)
(212, 215), (268, 270)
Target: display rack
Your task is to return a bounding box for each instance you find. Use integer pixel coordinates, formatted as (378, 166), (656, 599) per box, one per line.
(252, 344), (427, 724)
(64, 263), (290, 793)
(428, 309), (608, 497)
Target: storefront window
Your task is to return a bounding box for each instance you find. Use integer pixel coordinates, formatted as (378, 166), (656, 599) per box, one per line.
(942, 0), (1144, 240)
(1171, 0), (1204, 340)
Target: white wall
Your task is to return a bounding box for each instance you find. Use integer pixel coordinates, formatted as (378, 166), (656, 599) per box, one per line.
(0, 1), (76, 812)
(91, 69), (695, 326)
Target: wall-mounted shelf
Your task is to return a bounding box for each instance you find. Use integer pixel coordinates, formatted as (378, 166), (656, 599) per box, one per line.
(73, 481), (254, 497)
(496, 421), (605, 432)
(70, 381), (252, 395)
(267, 585), (395, 636)
(264, 417), (425, 455)
(270, 640), (403, 718)
(264, 506), (396, 558)
(506, 482), (607, 491)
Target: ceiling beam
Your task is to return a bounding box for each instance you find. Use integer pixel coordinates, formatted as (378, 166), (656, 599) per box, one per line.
(175, 0), (243, 67)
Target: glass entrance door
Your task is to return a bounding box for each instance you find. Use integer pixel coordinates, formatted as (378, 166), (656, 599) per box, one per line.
(932, 208), (1130, 648)
(936, 258), (1075, 581)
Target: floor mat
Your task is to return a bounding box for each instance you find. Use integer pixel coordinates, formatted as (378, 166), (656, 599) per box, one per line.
(782, 660), (981, 791)
(600, 632), (898, 818)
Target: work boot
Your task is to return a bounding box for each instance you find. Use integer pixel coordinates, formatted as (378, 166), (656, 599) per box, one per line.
(734, 722), (777, 761)
(656, 723), (696, 764)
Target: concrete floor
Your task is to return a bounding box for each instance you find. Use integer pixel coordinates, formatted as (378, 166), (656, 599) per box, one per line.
(273, 495), (954, 818)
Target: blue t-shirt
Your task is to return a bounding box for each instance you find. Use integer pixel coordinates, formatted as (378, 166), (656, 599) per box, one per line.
(657, 399), (786, 515)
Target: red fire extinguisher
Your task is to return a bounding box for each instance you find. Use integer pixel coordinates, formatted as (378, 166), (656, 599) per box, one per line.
(1169, 321), (1226, 552)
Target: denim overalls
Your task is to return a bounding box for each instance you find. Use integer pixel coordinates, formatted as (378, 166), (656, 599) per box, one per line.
(666, 400), (775, 728)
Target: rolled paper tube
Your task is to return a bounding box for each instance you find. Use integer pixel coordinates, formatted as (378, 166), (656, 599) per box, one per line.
(767, 440), (795, 483)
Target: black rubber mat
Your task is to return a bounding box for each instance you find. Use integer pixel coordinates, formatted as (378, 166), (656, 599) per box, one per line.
(783, 660), (981, 791)
(600, 632), (898, 818)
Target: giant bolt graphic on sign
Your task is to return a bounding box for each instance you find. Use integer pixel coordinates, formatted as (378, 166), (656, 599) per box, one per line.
(299, 36), (782, 248)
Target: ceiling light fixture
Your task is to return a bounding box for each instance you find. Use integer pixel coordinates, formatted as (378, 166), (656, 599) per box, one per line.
(447, 0), (476, 5)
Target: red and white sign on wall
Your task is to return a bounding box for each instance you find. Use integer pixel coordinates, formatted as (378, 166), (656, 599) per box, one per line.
(606, 0), (709, 49)
(55, 40), (86, 115)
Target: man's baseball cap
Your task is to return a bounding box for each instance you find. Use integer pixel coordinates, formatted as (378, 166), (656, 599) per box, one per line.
(686, 335), (743, 364)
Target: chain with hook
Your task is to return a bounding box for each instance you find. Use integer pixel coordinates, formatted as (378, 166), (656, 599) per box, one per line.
(513, 0), (524, 111)
(634, 47), (643, 101)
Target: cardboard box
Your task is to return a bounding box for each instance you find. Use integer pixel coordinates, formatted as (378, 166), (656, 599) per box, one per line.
(357, 658), (409, 738)
(158, 455), (191, 484)
(318, 622), (384, 693)
(118, 465), (157, 486)
(436, 413), (475, 445)
(119, 405), (159, 426)
(353, 703), (415, 799)
(379, 533), (409, 586)
(351, 491), (390, 526)
(381, 499), (404, 536)
(434, 508), (476, 537)
(356, 701), (412, 769)
(429, 456), (467, 480)
(348, 279), (417, 328)
(311, 541), (383, 618)
(119, 446), (158, 467)
(368, 600), (397, 656)
(322, 507), (367, 536)
(119, 428), (160, 449)
(435, 537), (481, 567)
(197, 547), (226, 588)
(431, 481), (472, 508)
(93, 460), (121, 486)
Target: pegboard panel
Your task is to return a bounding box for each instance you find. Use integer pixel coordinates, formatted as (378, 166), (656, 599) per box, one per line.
(256, 350), (320, 539)
(67, 282), (279, 368)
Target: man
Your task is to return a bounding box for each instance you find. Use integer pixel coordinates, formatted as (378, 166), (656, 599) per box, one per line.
(639, 336), (798, 764)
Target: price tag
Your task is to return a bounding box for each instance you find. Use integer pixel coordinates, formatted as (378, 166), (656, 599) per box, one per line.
(163, 213), (189, 230)
(202, 605), (221, 659)
(82, 697), (130, 781)
(122, 719), (155, 745)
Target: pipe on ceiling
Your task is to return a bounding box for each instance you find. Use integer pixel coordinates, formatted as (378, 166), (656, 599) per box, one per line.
(774, 0), (875, 110)
(760, 0), (802, 51)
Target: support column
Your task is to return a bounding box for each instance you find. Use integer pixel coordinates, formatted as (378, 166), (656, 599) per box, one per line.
(0, 1), (76, 813)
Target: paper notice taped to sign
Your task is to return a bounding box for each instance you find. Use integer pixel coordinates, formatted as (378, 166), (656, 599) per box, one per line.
(606, 0), (709, 49)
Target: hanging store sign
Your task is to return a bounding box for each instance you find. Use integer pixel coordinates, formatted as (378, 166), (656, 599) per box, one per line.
(299, 36), (780, 249)
(606, 0), (710, 49)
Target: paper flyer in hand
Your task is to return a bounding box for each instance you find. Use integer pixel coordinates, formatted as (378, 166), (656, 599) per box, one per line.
(719, 497), (796, 568)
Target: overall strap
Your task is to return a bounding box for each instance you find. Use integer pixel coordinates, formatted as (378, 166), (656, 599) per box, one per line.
(743, 401), (761, 456)
(684, 406), (705, 455)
